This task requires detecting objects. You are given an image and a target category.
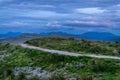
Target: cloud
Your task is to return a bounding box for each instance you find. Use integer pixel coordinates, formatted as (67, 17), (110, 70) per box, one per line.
(63, 20), (115, 28)
(0, 0), (120, 35)
(0, 0), (5, 1)
(75, 7), (107, 14)
(0, 21), (30, 27)
(0, 7), (68, 19)
(82, 16), (96, 21)
(9, 3), (55, 9)
(0, 0), (12, 3)
(116, 4), (120, 7)
(46, 21), (61, 27)
(20, 10), (68, 18)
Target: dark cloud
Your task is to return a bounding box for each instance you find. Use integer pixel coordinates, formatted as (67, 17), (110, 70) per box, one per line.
(0, 0), (120, 35)
(62, 20), (112, 28)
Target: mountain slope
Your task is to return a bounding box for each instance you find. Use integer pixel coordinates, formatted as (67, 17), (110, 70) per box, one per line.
(80, 32), (120, 41)
(46, 32), (79, 39)
(0, 32), (120, 44)
(0, 33), (44, 44)
(0, 32), (22, 39)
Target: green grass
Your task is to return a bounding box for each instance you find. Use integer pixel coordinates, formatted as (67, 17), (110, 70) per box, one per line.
(25, 38), (120, 56)
(0, 43), (120, 80)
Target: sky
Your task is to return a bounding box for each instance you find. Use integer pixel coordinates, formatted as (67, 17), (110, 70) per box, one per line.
(0, 0), (120, 35)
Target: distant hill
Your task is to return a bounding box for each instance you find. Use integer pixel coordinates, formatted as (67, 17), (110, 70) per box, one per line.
(80, 32), (120, 42)
(0, 32), (79, 44)
(0, 32), (120, 44)
(113, 37), (120, 42)
(0, 33), (44, 44)
(0, 32), (22, 39)
(45, 32), (79, 39)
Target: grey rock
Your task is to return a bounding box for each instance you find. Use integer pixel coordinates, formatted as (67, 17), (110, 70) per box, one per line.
(76, 64), (84, 70)
(68, 78), (77, 80)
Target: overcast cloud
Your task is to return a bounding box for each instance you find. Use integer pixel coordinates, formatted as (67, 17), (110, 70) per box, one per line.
(0, 0), (120, 35)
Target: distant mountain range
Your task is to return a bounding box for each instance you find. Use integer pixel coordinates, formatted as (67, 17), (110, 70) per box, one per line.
(80, 32), (120, 42)
(0, 33), (44, 44)
(45, 32), (120, 42)
(0, 32), (120, 44)
(0, 32), (22, 39)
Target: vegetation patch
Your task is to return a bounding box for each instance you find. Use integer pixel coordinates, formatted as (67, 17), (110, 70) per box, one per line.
(0, 43), (120, 80)
(26, 38), (120, 56)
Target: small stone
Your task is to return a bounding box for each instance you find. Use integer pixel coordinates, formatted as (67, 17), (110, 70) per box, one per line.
(63, 72), (67, 75)
(113, 50), (118, 53)
(68, 78), (77, 80)
(76, 64), (84, 70)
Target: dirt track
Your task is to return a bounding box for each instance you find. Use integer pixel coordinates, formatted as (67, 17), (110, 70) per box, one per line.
(19, 44), (120, 60)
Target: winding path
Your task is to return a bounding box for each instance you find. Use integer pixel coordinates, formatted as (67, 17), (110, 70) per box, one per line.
(18, 44), (120, 60)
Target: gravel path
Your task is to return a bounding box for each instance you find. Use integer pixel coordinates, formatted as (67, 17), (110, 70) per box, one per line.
(19, 44), (120, 60)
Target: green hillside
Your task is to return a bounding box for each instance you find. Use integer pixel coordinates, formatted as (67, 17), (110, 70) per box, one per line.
(26, 38), (120, 56)
(0, 43), (120, 80)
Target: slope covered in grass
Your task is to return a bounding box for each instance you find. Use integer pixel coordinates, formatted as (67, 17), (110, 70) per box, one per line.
(0, 43), (120, 80)
(26, 38), (120, 56)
